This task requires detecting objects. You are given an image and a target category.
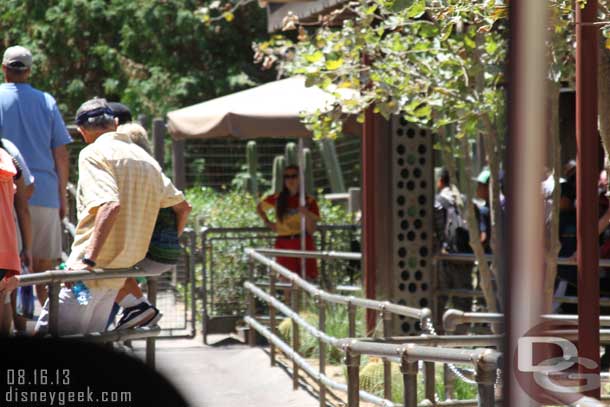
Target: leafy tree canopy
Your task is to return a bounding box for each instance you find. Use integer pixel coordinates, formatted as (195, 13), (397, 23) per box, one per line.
(0, 0), (273, 119)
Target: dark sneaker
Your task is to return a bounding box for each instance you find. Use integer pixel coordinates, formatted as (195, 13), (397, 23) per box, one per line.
(115, 303), (156, 330)
(140, 307), (163, 328)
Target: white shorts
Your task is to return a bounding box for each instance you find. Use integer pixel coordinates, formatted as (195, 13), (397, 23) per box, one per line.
(35, 286), (118, 336)
(29, 205), (62, 260)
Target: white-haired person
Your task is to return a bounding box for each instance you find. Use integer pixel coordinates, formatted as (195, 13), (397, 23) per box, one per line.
(36, 98), (190, 335)
(104, 121), (192, 329)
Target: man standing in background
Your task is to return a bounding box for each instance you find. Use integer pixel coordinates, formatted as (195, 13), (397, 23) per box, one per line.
(0, 45), (72, 305)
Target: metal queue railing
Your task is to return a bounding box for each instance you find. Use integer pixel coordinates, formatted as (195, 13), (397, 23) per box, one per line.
(15, 267), (169, 368)
(244, 248), (503, 407)
(200, 225), (360, 343)
(434, 252), (610, 309)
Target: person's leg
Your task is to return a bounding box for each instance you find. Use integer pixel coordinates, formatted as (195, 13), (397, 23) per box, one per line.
(0, 293), (12, 335)
(29, 206), (62, 306)
(87, 288), (120, 333)
(113, 259), (172, 329)
(10, 290), (27, 333)
(35, 287), (92, 336)
(115, 278), (143, 304)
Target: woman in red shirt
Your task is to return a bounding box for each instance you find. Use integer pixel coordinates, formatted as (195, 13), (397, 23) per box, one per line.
(257, 165), (321, 279)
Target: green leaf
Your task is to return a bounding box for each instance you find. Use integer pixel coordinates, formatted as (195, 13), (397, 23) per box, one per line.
(325, 58), (344, 71)
(406, 0), (426, 18)
(414, 104), (431, 118)
(305, 51), (324, 63)
(391, 0), (414, 13)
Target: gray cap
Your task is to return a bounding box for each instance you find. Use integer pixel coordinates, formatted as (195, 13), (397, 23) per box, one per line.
(2, 46), (32, 70)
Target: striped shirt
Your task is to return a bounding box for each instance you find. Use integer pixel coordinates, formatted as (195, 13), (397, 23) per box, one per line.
(68, 131), (184, 288)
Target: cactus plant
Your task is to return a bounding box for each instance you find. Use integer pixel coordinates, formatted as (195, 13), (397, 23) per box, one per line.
(285, 142), (298, 166)
(272, 155), (286, 194)
(318, 139), (346, 193)
(303, 147), (315, 196)
(246, 141), (258, 196)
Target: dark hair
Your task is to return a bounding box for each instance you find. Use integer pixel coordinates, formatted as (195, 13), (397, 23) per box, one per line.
(439, 168), (450, 186)
(276, 165), (299, 222)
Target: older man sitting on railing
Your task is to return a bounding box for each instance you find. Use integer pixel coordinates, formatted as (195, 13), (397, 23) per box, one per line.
(35, 98), (188, 335)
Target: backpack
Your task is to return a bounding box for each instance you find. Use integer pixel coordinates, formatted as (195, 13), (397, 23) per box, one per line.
(436, 194), (471, 253)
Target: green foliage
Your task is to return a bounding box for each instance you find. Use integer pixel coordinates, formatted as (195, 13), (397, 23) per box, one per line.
(0, 0), (272, 119)
(187, 186), (357, 316)
(358, 359), (477, 403)
(277, 303), (365, 364)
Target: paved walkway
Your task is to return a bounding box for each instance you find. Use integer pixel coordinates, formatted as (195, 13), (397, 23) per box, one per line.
(133, 336), (318, 407)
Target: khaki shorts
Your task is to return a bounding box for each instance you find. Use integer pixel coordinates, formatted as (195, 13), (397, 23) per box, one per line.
(29, 205), (62, 260)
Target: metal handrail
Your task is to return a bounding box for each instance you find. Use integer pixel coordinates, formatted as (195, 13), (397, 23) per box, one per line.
(16, 267), (167, 286)
(435, 251), (610, 267)
(15, 265), (168, 368)
(254, 248), (362, 261)
(244, 251), (502, 407)
(246, 248), (431, 322)
(443, 309), (610, 333)
(244, 288), (500, 407)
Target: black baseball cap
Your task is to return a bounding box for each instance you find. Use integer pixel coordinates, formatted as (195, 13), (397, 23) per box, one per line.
(108, 102), (132, 125)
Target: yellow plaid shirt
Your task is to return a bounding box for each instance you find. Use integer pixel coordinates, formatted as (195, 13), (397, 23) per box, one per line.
(68, 131), (185, 288)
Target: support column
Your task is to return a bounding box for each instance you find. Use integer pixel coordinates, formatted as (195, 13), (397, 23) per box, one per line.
(576, 0), (600, 398)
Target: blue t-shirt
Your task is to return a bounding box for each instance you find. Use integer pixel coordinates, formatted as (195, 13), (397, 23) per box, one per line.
(0, 83), (72, 208)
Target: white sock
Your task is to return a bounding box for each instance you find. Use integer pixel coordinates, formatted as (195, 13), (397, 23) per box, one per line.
(118, 294), (144, 308)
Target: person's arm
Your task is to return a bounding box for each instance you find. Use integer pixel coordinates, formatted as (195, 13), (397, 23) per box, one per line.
(599, 205), (610, 235)
(171, 200), (192, 237)
(77, 202), (121, 267)
(53, 145), (69, 220)
(256, 201), (277, 232)
(14, 175), (32, 269)
(298, 207), (318, 235)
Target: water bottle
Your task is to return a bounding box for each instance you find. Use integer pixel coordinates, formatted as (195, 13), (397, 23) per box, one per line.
(16, 264), (34, 318)
(71, 281), (91, 305)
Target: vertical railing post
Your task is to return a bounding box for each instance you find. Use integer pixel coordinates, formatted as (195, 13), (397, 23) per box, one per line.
(146, 277), (158, 368)
(291, 283), (301, 390)
(269, 266), (276, 366)
(475, 362), (496, 407)
(318, 296), (326, 407)
(201, 229), (209, 345)
(401, 356), (418, 407)
(382, 310), (392, 400)
(247, 258), (256, 347)
(424, 361), (436, 404)
(48, 282), (60, 337)
(346, 348), (361, 407)
(443, 364), (455, 401)
(348, 301), (356, 338)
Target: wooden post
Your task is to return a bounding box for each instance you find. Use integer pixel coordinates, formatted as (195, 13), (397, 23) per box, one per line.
(576, 0), (600, 397)
(401, 358), (418, 407)
(346, 350), (361, 407)
(172, 139), (186, 190)
(382, 311), (392, 400)
(152, 118), (165, 169)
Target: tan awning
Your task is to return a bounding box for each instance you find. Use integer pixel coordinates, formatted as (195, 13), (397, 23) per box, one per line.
(167, 76), (360, 140)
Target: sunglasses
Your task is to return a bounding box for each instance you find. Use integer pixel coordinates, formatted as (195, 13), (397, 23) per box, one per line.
(284, 174), (298, 179)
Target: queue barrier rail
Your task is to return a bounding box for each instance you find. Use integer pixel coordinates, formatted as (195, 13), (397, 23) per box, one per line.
(244, 248), (505, 407)
(15, 266), (170, 368)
